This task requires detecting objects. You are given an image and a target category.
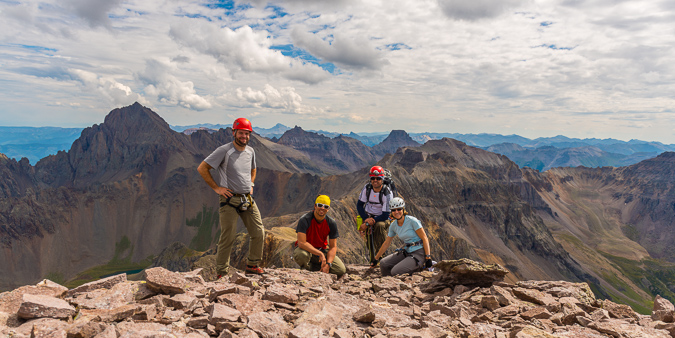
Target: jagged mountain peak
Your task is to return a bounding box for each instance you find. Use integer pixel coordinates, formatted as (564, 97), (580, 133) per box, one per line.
(35, 103), (194, 188)
(621, 151), (675, 183)
(372, 129), (420, 156)
(386, 129), (415, 139)
(380, 129), (418, 145)
(277, 126), (330, 145)
(100, 102), (174, 142)
(384, 137), (521, 181)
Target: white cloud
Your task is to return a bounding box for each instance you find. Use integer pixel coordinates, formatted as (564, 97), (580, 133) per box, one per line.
(242, 0), (354, 11)
(169, 20), (330, 84)
(137, 59), (212, 111)
(1, 2), (35, 22)
(69, 69), (147, 107)
(2, 0), (675, 142)
(63, 0), (124, 29)
(283, 60), (330, 84)
(291, 28), (389, 70)
(437, 0), (530, 21)
(235, 84), (324, 115)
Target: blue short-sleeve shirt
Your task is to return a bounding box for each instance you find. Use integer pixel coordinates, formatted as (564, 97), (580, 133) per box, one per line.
(387, 215), (423, 253)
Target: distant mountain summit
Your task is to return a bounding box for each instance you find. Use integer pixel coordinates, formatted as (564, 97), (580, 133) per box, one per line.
(486, 142), (657, 171)
(260, 123), (292, 135)
(277, 126), (376, 174)
(39, 102), (196, 188)
(372, 130), (420, 156)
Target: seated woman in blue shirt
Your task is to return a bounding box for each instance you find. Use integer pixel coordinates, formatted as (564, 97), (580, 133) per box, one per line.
(370, 197), (433, 276)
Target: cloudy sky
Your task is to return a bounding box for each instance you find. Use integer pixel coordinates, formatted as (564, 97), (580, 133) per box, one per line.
(1, 0), (674, 142)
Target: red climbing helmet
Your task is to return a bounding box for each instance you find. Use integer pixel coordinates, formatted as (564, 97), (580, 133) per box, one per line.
(233, 118), (253, 132)
(370, 165), (385, 177)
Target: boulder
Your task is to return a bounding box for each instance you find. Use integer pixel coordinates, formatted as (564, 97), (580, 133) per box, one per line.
(217, 293), (274, 316)
(288, 322), (327, 338)
(164, 293), (198, 309)
(653, 295), (675, 323)
(17, 294), (76, 320)
(262, 283), (299, 304)
(67, 274), (127, 297)
(420, 259), (509, 293)
(247, 311), (291, 338)
(208, 304), (246, 326)
(68, 282), (135, 310)
(144, 267), (192, 294)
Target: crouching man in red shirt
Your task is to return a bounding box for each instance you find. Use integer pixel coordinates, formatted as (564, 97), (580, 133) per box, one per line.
(293, 195), (346, 277)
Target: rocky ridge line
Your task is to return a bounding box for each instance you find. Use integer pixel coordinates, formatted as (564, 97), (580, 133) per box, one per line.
(1, 259), (674, 338)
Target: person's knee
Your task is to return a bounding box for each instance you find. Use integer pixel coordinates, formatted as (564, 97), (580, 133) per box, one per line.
(330, 257), (346, 277)
(333, 265), (346, 277)
(391, 263), (420, 276)
(293, 248), (311, 266)
(379, 261), (395, 275)
(249, 228), (265, 240)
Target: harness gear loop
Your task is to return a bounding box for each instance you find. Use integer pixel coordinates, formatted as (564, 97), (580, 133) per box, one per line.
(219, 194), (254, 213)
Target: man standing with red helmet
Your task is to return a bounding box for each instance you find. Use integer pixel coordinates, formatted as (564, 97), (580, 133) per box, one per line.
(357, 165), (394, 263)
(198, 118), (265, 276)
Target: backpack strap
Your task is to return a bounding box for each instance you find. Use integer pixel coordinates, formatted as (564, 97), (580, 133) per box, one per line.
(365, 182), (391, 206)
(365, 183), (373, 206)
(378, 185), (390, 206)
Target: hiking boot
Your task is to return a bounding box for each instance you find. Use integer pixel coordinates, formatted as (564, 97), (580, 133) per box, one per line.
(245, 265), (264, 275)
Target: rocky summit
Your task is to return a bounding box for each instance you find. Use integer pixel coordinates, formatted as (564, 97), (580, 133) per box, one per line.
(1, 260), (674, 338)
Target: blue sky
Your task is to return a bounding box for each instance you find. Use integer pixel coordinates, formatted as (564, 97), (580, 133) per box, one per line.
(1, 0), (675, 142)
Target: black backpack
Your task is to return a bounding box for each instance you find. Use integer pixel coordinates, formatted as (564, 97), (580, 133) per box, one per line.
(364, 169), (398, 206)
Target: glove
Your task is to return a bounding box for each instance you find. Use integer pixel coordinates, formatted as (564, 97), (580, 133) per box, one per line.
(425, 258), (433, 268)
(370, 258), (379, 267)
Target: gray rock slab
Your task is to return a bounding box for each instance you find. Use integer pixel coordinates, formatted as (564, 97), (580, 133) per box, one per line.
(67, 274), (127, 297)
(17, 294), (76, 320)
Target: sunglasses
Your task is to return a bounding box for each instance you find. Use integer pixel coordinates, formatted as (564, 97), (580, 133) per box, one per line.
(391, 208), (404, 212)
(370, 177), (383, 181)
(316, 203), (330, 209)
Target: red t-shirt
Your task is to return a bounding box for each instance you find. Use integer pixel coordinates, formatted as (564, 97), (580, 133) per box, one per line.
(296, 212), (339, 249)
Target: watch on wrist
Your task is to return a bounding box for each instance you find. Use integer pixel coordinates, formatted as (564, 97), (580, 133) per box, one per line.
(327, 262), (332, 268)
(251, 182), (255, 187)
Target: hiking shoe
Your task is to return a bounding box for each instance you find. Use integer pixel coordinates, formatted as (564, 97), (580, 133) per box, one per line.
(245, 265), (264, 275)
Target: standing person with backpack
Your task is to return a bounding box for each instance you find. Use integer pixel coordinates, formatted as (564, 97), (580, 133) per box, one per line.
(197, 118), (265, 277)
(357, 165), (394, 263)
(370, 197), (433, 276)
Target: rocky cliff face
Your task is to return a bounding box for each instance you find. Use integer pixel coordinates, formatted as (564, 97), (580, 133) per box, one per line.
(521, 152), (675, 310)
(276, 127), (378, 175)
(0, 103), (304, 291)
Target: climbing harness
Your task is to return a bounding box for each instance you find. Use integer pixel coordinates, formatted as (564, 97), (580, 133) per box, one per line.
(220, 194), (254, 213)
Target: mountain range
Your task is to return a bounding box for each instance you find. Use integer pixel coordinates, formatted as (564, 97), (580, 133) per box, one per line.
(2, 103), (675, 314)
(5, 123), (675, 172)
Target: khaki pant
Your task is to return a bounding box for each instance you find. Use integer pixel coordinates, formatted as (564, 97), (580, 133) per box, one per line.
(216, 195), (265, 275)
(372, 220), (390, 255)
(293, 246), (346, 277)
